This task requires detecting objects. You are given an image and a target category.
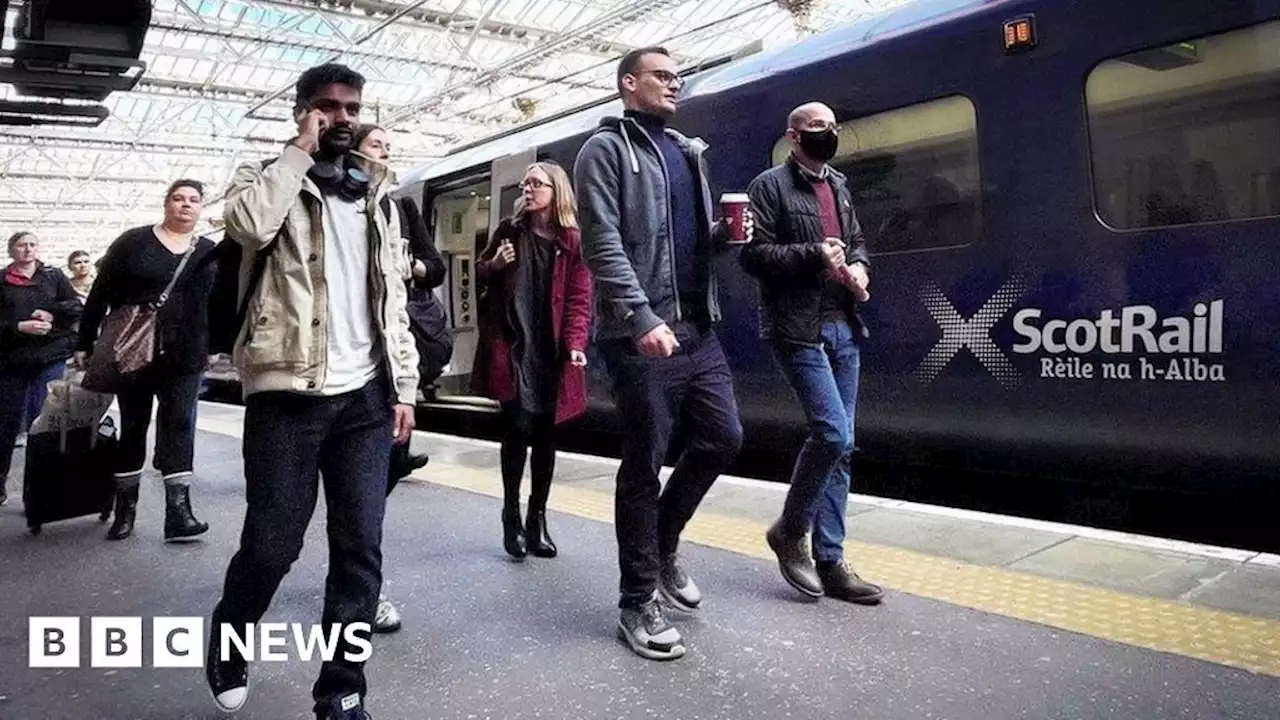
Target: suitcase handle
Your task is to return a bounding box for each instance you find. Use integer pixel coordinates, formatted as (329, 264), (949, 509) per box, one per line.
(57, 416), (115, 454)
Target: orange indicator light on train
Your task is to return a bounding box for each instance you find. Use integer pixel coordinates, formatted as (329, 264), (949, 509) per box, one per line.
(1003, 15), (1037, 52)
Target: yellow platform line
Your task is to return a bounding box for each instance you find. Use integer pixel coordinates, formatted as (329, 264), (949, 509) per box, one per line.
(410, 462), (1280, 679)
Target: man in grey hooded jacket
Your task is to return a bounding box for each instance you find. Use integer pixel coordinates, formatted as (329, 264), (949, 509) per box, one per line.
(574, 45), (752, 662)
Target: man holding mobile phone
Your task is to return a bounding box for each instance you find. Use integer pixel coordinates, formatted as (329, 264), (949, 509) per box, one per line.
(740, 101), (884, 606)
(206, 63), (418, 720)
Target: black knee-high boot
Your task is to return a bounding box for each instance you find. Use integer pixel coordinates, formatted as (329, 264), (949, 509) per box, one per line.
(499, 424), (528, 560)
(525, 424), (557, 558)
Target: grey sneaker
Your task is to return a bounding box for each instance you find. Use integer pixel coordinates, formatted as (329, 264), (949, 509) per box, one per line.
(374, 594), (401, 633)
(659, 553), (701, 612)
(766, 520), (823, 598)
(617, 595), (686, 661)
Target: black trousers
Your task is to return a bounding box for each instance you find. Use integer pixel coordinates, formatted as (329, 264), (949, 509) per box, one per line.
(210, 378), (393, 713)
(113, 365), (203, 485)
(600, 322), (744, 608)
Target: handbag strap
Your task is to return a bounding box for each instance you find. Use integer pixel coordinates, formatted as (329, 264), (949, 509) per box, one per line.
(155, 234), (198, 309)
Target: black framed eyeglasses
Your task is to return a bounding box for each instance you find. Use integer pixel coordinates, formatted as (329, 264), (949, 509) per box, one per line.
(638, 69), (684, 89)
(519, 178), (550, 190)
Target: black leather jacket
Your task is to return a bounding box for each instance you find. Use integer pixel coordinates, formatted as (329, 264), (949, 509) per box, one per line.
(740, 155), (871, 344)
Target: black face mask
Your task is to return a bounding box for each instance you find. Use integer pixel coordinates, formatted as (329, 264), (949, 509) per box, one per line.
(797, 128), (839, 162)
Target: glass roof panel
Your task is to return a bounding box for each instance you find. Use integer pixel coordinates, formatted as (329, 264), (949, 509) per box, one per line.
(0, 0), (920, 254)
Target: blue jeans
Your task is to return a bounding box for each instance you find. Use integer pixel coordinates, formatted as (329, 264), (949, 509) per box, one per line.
(210, 376), (394, 714)
(772, 320), (861, 564)
(0, 361), (66, 480)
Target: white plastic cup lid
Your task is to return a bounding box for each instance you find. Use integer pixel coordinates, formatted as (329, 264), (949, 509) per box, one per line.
(720, 193), (749, 203)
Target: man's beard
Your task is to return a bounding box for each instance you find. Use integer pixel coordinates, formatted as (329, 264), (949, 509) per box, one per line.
(317, 124), (355, 159)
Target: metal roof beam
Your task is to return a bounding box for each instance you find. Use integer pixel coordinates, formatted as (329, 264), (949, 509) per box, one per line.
(254, 0), (661, 59)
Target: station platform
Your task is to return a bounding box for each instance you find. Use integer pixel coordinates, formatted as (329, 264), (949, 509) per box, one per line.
(2, 400), (1280, 719)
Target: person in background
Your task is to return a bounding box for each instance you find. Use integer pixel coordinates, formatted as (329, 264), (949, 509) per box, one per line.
(67, 250), (94, 304)
(0, 231), (82, 506)
(473, 161), (592, 561)
(352, 122), (445, 635)
(741, 101), (883, 605)
(574, 46), (750, 661)
(76, 180), (217, 543)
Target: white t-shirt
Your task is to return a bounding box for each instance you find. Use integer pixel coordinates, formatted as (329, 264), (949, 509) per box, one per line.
(318, 196), (382, 395)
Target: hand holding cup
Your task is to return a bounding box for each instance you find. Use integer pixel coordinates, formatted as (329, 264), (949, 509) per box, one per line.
(720, 194), (752, 244)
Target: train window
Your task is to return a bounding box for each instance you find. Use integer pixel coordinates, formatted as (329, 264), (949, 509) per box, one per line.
(1086, 21), (1280, 230)
(771, 94), (982, 254)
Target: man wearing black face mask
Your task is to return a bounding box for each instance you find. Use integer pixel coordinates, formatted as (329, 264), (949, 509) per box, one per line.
(741, 101), (884, 606)
(206, 63), (419, 720)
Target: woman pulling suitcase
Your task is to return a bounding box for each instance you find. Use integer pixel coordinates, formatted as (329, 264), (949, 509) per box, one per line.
(0, 231), (82, 507)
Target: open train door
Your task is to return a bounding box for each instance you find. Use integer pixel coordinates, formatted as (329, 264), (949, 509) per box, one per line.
(487, 149), (536, 238)
(425, 148), (536, 406)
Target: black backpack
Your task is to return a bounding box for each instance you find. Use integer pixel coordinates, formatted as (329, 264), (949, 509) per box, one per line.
(206, 161), (394, 356)
(406, 285), (453, 388)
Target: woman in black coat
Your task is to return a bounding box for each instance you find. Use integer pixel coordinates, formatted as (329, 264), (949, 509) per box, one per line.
(77, 180), (218, 543)
(0, 231), (82, 506)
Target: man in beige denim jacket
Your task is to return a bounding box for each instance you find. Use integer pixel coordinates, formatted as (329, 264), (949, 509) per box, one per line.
(205, 63), (417, 720)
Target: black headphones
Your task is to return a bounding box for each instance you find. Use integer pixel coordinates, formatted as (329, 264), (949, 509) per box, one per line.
(308, 159), (370, 202)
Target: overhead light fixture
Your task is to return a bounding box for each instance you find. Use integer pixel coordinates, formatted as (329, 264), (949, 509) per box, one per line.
(0, 99), (109, 127)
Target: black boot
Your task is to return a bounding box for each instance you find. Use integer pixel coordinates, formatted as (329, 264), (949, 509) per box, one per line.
(502, 506), (526, 560)
(106, 486), (138, 541)
(164, 484), (209, 542)
(525, 509), (557, 558)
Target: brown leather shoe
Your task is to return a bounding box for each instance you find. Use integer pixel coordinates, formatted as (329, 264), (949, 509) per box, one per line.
(816, 560), (885, 605)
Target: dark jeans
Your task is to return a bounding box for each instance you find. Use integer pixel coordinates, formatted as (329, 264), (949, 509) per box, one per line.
(210, 377), (394, 713)
(601, 322), (743, 608)
(113, 366), (203, 485)
(500, 406), (556, 513)
(772, 320), (860, 564)
(0, 361), (65, 480)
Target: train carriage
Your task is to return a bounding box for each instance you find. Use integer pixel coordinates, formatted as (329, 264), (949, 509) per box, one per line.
(384, 0), (1280, 551)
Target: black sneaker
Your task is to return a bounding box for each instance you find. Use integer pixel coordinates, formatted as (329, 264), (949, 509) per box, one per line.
(658, 553), (701, 612)
(765, 520), (823, 598)
(617, 594), (686, 661)
(817, 560), (885, 605)
(206, 631), (249, 712)
(316, 692), (371, 720)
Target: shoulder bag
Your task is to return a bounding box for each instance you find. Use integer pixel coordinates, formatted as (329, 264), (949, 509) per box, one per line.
(82, 237), (197, 394)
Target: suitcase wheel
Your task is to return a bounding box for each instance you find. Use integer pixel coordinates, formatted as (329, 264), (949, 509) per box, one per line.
(28, 524), (41, 536)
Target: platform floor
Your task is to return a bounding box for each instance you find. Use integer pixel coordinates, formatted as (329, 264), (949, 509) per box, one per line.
(1, 401), (1279, 719)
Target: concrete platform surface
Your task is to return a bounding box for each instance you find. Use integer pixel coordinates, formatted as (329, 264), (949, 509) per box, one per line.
(0, 404), (1273, 719)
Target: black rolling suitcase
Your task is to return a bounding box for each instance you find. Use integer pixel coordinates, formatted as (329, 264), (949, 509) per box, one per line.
(22, 376), (117, 536)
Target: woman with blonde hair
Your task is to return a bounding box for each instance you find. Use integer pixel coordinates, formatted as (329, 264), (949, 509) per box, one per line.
(473, 161), (592, 560)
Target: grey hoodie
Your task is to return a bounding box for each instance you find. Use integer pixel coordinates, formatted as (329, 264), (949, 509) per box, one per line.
(573, 114), (728, 341)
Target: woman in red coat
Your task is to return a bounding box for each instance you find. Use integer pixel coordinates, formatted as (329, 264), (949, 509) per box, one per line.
(472, 160), (592, 560)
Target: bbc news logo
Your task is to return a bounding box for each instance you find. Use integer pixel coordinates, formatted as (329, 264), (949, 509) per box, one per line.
(29, 617), (372, 668)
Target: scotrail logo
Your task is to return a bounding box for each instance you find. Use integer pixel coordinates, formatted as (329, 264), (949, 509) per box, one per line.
(915, 277), (1228, 387)
(914, 275), (1028, 390)
(28, 617), (372, 668)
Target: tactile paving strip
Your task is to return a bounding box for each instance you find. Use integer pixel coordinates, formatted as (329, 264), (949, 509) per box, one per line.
(413, 462), (1280, 678)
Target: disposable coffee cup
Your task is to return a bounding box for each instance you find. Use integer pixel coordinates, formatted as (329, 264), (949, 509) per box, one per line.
(720, 193), (750, 244)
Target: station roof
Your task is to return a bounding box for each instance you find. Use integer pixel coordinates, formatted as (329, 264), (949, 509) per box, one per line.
(0, 0), (916, 256)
